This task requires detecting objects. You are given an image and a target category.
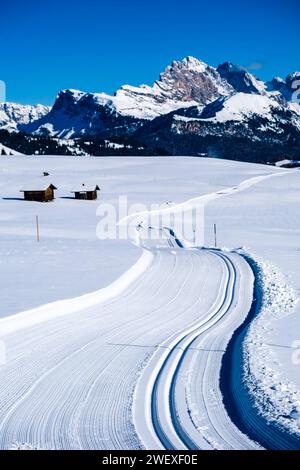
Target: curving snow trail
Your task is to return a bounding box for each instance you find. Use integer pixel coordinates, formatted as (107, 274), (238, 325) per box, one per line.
(134, 249), (260, 450)
(0, 248), (234, 449)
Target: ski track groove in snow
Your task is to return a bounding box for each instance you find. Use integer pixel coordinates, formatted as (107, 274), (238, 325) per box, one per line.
(134, 250), (260, 450)
(0, 250), (213, 449)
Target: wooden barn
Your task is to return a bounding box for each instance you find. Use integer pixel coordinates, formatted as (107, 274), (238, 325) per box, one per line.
(20, 180), (57, 202)
(71, 184), (100, 200)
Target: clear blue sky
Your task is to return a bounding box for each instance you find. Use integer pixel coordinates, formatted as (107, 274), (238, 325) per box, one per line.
(1, 0), (299, 105)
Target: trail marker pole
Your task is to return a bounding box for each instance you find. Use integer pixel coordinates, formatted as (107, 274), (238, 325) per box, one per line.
(36, 215), (40, 243)
(192, 212), (196, 247)
(214, 223), (217, 248)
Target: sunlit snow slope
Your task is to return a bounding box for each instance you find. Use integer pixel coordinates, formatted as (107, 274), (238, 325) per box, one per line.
(0, 156), (299, 449)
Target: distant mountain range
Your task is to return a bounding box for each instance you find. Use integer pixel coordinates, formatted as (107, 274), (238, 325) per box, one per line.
(1, 56), (300, 162)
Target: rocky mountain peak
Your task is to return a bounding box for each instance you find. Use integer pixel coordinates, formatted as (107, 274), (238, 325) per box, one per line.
(286, 72), (300, 90)
(52, 89), (86, 112)
(172, 56), (208, 73)
(266, 72), (300, 101)
(154, 56), (233, 104)
(266, 76), (286, 92)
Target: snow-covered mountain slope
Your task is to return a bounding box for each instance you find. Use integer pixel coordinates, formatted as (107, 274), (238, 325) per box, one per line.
(136, 92), (300, 161)
(0, 102), (50, 132)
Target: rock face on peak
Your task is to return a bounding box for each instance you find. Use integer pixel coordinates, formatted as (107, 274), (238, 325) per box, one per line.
(217, 62), (265, 94)
(152, 56), (233, 104)
(51, 89), (86, 111)
(286, 72), (300, 88)
(0, 142), (23, 155)
(110, 56), (233, 121)
(266, 72), (300, 102)
(21, 56), (235, 137)
(22, 89), (140, 139)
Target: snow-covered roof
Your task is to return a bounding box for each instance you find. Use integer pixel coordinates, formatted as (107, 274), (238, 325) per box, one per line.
(71, 183), (100, 192)
(20, 178), (57, 192)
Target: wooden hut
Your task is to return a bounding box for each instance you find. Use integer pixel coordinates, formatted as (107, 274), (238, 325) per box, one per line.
(71, 184), (100, 200)
(20, 180), (57, 202)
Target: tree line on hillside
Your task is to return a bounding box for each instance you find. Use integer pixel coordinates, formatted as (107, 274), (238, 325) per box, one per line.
(0, 130), (168, 156)
(1, 128), (299, 163)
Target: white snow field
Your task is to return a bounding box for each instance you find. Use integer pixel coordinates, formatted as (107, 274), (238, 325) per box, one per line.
(0, 155), (300, 449)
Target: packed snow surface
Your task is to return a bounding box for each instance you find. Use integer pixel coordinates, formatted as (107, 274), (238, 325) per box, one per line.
(0, 102), (50, 131)
(0, 155), (299, 449)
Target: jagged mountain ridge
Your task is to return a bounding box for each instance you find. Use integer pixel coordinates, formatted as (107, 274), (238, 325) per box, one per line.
(22, 89), (142, 139)
(20, 56), (235, 137)
(0, 102), (50, 132)
(3, 56), (300, 138)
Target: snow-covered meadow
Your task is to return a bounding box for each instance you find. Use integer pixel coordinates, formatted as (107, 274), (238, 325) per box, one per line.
(0, 155), (274, 317)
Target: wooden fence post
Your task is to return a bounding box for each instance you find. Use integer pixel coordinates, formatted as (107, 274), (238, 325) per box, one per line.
(36, 215), (40, 242)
